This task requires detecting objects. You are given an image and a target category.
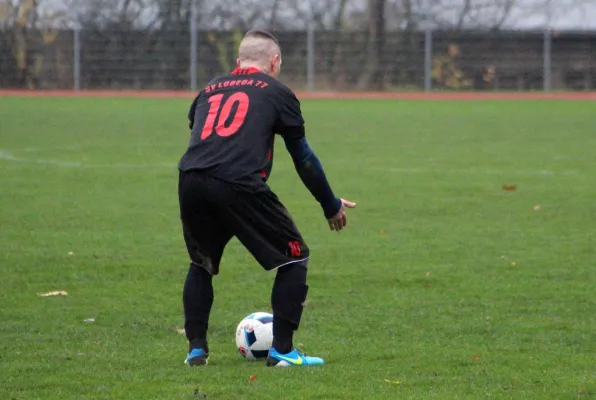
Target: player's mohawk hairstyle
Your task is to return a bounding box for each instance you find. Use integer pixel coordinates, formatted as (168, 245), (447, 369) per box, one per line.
(244, 29), (280, 47)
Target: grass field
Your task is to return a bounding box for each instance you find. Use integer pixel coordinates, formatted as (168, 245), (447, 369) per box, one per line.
(1, 96), (595, 400)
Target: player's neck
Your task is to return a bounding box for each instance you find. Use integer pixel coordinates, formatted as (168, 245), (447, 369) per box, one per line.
(237, 64), (268, 75)
(239, 63), (263, 70)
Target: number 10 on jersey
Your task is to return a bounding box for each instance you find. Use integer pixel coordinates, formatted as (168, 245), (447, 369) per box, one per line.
(201, 92), (250, 140)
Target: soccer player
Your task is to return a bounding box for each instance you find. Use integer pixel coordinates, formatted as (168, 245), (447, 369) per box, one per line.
(177, 29), (356, 367)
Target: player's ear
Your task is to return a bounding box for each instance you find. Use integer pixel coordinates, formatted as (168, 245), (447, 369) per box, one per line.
(236, 58), (241, 68)
(271, 54), (281, 76)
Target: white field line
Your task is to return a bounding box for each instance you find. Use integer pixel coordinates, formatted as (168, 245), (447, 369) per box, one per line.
(383, 167), (580, 176)
(0, 148), (581, 176)
(0, 149), (175, 169)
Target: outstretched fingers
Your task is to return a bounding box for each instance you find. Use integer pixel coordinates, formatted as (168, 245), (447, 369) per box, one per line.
(341, 198), (357, 209)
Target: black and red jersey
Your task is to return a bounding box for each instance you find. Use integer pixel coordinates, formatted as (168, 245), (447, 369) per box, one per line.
(178, 67), (305, 192)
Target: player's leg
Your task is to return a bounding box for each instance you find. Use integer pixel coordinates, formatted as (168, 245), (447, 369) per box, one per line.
(222, 189), (323, 367)
(267, 261), (324, 366)
(183, 262), (213, 351)
(181, 230), (230, 365)
(178, 171), (233, 366)
(271, 262), (307, 354)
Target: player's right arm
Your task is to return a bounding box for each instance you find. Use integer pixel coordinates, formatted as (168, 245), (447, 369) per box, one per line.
(274, 87), (356, 231)
(188, 93), (200, 130)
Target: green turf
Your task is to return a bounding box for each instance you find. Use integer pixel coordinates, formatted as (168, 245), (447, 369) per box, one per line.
(1, 96), (595, 399)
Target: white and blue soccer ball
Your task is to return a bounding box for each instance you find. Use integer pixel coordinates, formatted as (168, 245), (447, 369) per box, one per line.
(235, 312), (273, 361)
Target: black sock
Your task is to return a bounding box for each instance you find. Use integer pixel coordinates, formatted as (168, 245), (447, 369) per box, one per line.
(271, 262), (309, 354)
(183, 263), (213, 352)
(272, 316), (295, 354)
(189, 337), (208, 353)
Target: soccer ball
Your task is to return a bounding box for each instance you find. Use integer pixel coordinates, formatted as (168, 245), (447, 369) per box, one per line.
(235, 312), (273, 361)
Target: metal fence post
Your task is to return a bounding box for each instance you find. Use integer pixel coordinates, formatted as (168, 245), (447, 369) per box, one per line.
(190, 1), (198, 92)
(73, 27), (81, 91)
(424, 27), (432, 91)
(306, 3), (315, 92)
(543, 29), (552, 92)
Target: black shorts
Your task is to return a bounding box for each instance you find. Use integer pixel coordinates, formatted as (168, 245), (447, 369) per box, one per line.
(178, 170), (309, 275)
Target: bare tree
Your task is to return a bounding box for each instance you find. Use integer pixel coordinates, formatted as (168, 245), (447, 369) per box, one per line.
(420, 0), (506, 30)
(327, 0), (350, 81)
(358, 0), (386, 89)
(0, 0), (71, 88)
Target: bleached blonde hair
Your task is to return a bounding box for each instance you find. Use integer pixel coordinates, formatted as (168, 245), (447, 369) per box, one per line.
(237, 29), (282, 73)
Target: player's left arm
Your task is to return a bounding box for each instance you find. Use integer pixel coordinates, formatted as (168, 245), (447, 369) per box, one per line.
(275, 87), (356, 229)
(283, 134), (341, 219)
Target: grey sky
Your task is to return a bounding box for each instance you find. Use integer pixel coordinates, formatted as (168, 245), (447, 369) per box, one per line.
(31, 0), (596, 30)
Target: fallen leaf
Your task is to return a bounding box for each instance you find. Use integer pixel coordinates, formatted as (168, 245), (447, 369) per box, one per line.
(380, 230), (387, 235)
(84, 318), (95, 323)
(533, 205), (541, 211)
(472, 354), (480, 361)
(384, 379), (401, 385)
(510, 262), (517, 266)
(249, 374), (256, 381)
(502, 184), (517, 191)
(38, 291), (68, 297)
(68, 251), (74, 256)
(297, 343), (305, 347)
(425, 271), (431, 278)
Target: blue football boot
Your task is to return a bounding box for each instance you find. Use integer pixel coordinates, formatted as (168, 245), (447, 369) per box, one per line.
(185, 348), (209, 366)
(266, 347), (324, 367)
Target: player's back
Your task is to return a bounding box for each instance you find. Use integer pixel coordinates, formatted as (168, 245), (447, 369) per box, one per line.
(178, 67), (302, 192)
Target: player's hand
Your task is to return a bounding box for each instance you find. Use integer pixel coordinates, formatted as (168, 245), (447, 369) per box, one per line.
(328, 198), (357, 232)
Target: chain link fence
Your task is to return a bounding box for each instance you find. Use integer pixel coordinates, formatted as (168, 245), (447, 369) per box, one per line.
(1, 28), (595, 91)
